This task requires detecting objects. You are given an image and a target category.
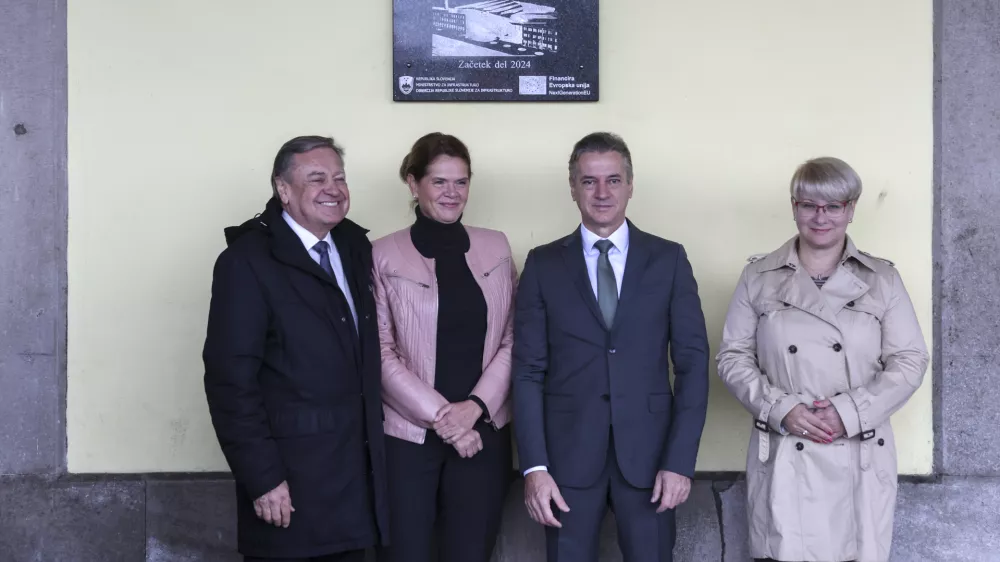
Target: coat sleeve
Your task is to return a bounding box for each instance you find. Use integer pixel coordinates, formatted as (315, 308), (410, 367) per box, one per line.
(511, 249), (550, 471)
(829, 268), (929, 438)
(373, 261), (449, 428)
(202, 251), (285, 501)
(470, 238), (518, 426)
(660, 245), (710, 478)
(716, 267), (808, 433)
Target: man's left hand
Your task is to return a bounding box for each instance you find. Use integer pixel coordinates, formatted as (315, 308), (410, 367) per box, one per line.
(434, 400), (483, 443)
(651, 471), (691, 513)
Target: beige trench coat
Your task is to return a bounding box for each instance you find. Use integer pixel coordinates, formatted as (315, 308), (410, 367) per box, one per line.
(717, 236), (929, 562)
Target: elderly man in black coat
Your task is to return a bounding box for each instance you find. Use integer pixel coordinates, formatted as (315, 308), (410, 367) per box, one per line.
(203, 136), (389, 561)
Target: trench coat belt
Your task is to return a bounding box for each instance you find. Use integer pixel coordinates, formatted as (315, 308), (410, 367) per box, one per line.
(755, 398), (776, 463)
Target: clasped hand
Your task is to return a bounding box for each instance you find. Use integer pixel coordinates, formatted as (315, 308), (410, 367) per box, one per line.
(782, 401), (846, 444)
(433, 400), (484, 458)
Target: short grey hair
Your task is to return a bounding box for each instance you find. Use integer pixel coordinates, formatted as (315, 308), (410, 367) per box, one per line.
(270, 136), (345, 199)
(568, 132), (634, 182)
(789, 157), (863, 202)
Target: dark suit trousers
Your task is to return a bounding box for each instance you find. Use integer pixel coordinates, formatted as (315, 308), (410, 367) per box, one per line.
(244, 551), (365, 562)
(377, 425), (512, 562)
(547, 433), (676, 562)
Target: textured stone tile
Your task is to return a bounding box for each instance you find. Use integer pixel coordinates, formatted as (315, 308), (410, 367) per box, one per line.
(675, 481), (723, 562)
(0, 477), (144, 562)
(0, 0), (67, 475)
(492, 479), (721, 561)
(146, 479), (240, 562)
(939, 0), (1000, 475)
(891, 478), (1000, 562)
(716, 480), (752, 562)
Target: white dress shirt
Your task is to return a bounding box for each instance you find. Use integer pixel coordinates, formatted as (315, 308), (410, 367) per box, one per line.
(523, 221), (631, 477)
(282, 211), (358, 327)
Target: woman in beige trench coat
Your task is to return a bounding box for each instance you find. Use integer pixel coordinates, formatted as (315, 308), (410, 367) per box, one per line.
(716, 157), (929, 562)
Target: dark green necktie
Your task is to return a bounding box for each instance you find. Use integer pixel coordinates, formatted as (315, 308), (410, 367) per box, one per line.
(594, 239), (618, 327)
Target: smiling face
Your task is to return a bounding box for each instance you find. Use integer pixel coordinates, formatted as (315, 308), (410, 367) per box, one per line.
(570, 151), (633, 237)
(409, 155), (470, 224)
(275, 147), (350, 238)
(792, 197), (855, 251)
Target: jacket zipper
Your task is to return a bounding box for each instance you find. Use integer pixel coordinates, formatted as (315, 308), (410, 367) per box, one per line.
(385, 273), (430, 288)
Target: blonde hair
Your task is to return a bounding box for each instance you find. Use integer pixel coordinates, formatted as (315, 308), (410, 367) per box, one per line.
(789, 157), (863, 202)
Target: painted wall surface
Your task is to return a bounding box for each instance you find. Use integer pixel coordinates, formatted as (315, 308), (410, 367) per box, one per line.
(67, 0), (933, 473)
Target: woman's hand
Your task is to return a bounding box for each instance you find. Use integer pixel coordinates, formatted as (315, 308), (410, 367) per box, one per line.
(811, 399), (846, 440)
(782, 404), (835, 444)
(433, 400), (483, 443)
(451, 429), (483, 458)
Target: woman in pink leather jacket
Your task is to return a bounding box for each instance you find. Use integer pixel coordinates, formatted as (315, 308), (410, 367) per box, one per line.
(372, 133), (516, 562)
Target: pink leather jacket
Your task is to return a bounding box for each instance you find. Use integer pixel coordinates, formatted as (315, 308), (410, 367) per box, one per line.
(372, 226), (517, 444)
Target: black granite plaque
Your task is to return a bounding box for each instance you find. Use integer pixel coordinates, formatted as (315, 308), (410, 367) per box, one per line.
(393, 0), (599, 102)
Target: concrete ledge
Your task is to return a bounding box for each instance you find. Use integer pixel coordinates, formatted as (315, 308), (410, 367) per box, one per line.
(146, 480), (240, 562)
(7, 475), (998, 561)
(0, 477), (144, 562)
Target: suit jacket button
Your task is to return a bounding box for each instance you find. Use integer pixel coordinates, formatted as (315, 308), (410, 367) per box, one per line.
(795, 442), (804, 451)
(788, 345), (798, 354)
(609, 348), (616, 354)
(833, 343), (842, 352)
(878, 438), (885, 446)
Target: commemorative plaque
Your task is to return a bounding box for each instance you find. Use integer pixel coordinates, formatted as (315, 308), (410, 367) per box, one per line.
(393, 1), (599, 102)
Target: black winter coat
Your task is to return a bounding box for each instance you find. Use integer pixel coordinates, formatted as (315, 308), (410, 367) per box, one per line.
(203, 197), (389, 558)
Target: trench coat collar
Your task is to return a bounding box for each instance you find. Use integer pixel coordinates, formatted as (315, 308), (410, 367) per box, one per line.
(754, 236), (872, 334)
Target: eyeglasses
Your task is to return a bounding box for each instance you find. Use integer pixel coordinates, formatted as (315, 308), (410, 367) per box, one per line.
(793, 200), (852, 218)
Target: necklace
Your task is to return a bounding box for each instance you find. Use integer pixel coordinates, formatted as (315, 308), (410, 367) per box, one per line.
(804, 263), (837, 280)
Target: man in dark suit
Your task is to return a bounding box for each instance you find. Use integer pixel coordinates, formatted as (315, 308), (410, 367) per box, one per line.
(512, 132), (710, 562)
(203, 136), (388, 561)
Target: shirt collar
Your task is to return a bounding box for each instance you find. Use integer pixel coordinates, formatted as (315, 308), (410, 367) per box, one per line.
(580, 220), (630, 254)
(282, 210), (333, 253)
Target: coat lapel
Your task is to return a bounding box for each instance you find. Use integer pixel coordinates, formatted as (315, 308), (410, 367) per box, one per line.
(613, 223), (651, 330)
(774, 268), (843, 332)
(561, 230), (607, 329)
(269, 215), (356, 359)
(820, 266), (870, 315)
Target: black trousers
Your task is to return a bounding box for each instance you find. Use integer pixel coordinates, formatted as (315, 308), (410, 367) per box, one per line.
(376, 425), (512, 562)
(546, 434), (677, 562)
(245, 550), (366, 562)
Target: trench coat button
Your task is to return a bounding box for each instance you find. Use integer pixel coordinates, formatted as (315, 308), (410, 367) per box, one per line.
(781, 302), (790, 307)
(833, 343), (842, 352)
(878, 438), (885, 446)
(795, 442), (804, 451)
(847, 301), (856, 307)
(788, 345), (798, 354)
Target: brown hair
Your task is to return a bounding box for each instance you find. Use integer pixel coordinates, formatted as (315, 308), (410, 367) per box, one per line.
(399, 132), (472, 184)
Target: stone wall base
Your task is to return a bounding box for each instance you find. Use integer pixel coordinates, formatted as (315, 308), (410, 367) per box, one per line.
(2, 475), (997, 561)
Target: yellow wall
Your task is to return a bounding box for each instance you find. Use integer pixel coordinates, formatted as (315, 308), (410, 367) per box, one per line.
(67, 0), (933, 473)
